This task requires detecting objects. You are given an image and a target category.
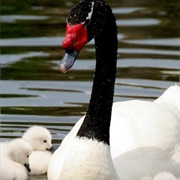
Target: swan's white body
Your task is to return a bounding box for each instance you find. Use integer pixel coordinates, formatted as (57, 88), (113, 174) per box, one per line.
(48, 85), (180, 180)
(111, 85), (179, 158)
(53, 137), (119, 180)
(0, 139), (32, 180)
(22, 126), (53, 175)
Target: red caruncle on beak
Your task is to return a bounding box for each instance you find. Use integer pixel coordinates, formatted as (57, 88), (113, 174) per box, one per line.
(62, 23), (88, 52)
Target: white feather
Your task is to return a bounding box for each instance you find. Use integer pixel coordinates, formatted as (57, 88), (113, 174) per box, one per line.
(0, 139), (32, 180)
(153, 172), (179, 180)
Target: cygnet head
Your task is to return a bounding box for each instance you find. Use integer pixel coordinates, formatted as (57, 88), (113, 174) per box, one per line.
(6, 138), (32, 172)
(22, 126), (52, 151)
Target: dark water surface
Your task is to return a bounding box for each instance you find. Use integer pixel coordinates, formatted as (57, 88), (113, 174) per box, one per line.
(0, 0), (179, 179)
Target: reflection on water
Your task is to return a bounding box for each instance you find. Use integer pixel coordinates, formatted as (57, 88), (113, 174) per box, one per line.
(87, 47), (180, 56)
(116, 18), (160, 26)
(0, 0), (179, 179)
(117, 48), (179, 56)
(0, 15), (49, 23)
(0, 37), (64, 47)
(0, 80), (90, 107)
(1, 52), (48, 66)
(112, 7), (145, 14)
(123, 38), (180, 47)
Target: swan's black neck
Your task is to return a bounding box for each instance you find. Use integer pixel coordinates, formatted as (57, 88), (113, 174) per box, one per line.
(77, 6), (117, 145)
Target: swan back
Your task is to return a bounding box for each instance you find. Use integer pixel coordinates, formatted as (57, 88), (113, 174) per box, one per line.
(154, 85), (180, 110)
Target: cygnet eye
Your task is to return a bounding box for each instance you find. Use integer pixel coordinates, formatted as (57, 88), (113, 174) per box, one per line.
(27, 155), (29, 158)
(44, 140), (47, 143)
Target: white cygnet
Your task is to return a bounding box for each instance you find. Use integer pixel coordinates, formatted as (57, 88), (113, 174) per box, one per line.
(22, 126), (53, 175)
(0, 138), (33, 180)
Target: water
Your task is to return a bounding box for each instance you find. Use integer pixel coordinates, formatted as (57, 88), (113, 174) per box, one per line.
(0, 0), (179, 179)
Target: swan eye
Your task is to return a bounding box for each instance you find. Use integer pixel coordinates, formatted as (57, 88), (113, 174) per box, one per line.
(44, 140), (47, 143)
(27, 155), (29, 158)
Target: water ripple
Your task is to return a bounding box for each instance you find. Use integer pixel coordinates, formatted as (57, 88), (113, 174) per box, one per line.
(0, 37), (64, 47)
(113, 7), (145, 14)
(0, 15), (49, 23)
(0, 52), (48, 66)
(117, 18), (160, 26)
(122, 38), (180, 47)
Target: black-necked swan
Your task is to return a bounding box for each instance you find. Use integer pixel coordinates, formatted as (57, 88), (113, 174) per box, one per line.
(0, 138), (32, 180)
(22, 126), (53, 175)
(48, 0), (180, 179)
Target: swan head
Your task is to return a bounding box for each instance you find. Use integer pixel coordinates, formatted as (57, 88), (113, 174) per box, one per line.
(59, 0), (110, 73)
(6, 138), (32, 172)
(22, 126), (52, 151)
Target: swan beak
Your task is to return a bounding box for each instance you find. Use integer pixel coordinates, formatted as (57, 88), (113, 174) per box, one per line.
(59, 50), (78, 73)
(24, 163), (31, 173)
